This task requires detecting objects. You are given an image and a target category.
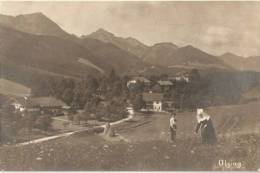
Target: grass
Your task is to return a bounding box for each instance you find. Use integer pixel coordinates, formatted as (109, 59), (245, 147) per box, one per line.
(0, 133), (259, 171)
(0, 101), (259, 171)
(0, 78), (31, 97)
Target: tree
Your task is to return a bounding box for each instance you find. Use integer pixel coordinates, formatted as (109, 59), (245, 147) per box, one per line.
(133, 94), (145, 111)
(189, 69), (201, 82)
(73, 114), (81, 125)
(34, 115), (52, 131)
(0, 99), (23, 143)
(109, 69), (117, 84)
(62, 88), (74, 105)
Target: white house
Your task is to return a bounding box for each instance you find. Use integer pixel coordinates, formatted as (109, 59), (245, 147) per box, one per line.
(153, 101), (162, 112)
(127, 76), (151, 88)
(170, 76), (189, 83)
(142, 92), (164, 112)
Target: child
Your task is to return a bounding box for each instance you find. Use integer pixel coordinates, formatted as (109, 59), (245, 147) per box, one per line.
(170, 113), (177, 142)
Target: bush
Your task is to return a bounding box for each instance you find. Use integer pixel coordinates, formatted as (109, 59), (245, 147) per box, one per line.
(34, 115), (52, 131)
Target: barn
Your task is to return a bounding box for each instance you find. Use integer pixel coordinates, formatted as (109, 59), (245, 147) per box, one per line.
(29, 97), (69, 116)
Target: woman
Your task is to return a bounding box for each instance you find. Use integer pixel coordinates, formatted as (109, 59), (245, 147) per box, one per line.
(195, 111), (208, 144)
(195, 110), (217, 144)
(203, 112), (217, 144)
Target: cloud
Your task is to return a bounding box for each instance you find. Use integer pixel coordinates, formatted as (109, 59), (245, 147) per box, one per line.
(202, 26), (232, 46)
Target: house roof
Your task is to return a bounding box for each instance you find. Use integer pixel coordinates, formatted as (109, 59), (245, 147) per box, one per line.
(133, 76), (151, 83)
(142, 93), (163, 102)
(0, 78), (31, 97)
(29, 97), (67, 108)
(157, 80), (173, 86)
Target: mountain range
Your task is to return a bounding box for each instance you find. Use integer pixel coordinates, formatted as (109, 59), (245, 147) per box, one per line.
(219, 52), (260, 72)
(0, 12), (259, 87)
(84, 28), (149, 58)
(86, 27), (260, 72)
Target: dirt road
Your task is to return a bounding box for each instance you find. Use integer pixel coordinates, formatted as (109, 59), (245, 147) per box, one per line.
(16, 114), (133, 146)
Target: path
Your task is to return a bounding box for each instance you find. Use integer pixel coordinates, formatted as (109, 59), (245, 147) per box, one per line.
(16, 114), (133, 146)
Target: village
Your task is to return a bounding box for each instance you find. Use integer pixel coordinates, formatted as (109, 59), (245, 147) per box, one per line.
(0, 70), (194, 144)
(1, 71), (259, 170)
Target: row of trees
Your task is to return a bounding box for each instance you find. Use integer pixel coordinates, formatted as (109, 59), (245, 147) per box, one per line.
(32, 70), (140, 122)
(32, 68), (257, 116)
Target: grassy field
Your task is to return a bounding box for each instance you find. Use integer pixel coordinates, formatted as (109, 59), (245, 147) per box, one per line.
(0, 101), (259, 171)
(0, 78), (31, 97)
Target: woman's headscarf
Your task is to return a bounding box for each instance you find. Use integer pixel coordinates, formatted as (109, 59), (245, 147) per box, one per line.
(196, 108), (211, 123)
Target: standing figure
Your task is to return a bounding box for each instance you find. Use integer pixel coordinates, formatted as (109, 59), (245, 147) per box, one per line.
(195, 109), (217, 144)
(203, 112), (217, 144)
(104, 122), (111, 135)
(104, 122), (115, 137)
(195, 111), (208, 144)
(170, 113), (177, 142)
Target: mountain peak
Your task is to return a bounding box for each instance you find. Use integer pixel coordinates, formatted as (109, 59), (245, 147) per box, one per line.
(179, 45), (202, 53)
(0, 12), (71, 39)
(153, 42), (178, 49)
(182, 45), (196, 50)
(94, 28), (114, 36)
(87, 29), (149, 57)
(222, 52), (240, 57)
(24, 12), (45, 16)
(15, 12), (48, 20)
(125, 37), (146, 47)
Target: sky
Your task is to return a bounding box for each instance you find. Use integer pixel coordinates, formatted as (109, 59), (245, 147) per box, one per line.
(1, 1), (260, 56)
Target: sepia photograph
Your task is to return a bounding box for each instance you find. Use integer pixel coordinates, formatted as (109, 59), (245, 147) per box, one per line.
(0, 1), (259, 171)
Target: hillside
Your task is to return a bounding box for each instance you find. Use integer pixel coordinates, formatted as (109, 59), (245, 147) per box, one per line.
(0, 78), (31, 97)
(142, 42), (178, 65)
(0, 13), (76, 40)
(0, 25), (105, 81)
(142, 44), (230, 70)
(87, 29), (231, 70)
(85, 28), (149, 58)
(1, 11), (259, 82)
(0, 13), (153, 77)
(79, 38), (150, 74)
(219, 52), (260, 72)
(169, 45), (230, 68)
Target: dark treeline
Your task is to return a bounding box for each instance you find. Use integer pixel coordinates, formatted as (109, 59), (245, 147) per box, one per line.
(32, 69), (133, 122)
(32, 69), (260, 114)
(1, 69), (259, 143)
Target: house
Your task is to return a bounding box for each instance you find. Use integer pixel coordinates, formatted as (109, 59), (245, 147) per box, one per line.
(9, 97), (40, 114)
(169, 71), (190, 83)
(157, 80), (173, 91)
(169, 75), (189, 82)
(9, 96), (68, 116)
(29, 97), (68, 116)
(11, 97), (27, 112)
(126, 104), (134, 115)
(127, 76), (151, 89)
(142, 92), (164, 112)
